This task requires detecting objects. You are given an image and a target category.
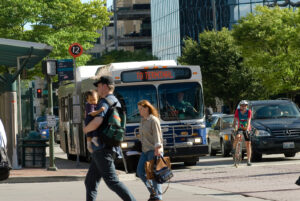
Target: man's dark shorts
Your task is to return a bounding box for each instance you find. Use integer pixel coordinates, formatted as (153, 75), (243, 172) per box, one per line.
(233, 130), (251, 141)
(243, 131), (251, 141)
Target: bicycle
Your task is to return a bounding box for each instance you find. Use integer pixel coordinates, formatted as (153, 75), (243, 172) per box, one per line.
(232, 129), (244, 168)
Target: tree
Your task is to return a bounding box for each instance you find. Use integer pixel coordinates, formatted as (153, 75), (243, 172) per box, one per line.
(0, 0), (110, 78)
(178, 29), (262, 112)
(87, 49), (158, 65)
(232, 6), (300, 100)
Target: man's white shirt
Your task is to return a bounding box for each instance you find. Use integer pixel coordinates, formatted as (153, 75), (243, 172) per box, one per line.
(0, 119), (7, 148)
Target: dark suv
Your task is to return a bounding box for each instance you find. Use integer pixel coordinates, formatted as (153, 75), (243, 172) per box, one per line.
(248, 99), (300, 161)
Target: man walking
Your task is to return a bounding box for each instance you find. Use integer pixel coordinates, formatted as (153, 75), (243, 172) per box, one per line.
(83, 75), (136, 201)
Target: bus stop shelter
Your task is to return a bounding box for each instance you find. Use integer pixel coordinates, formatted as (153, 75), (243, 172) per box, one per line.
(0, 38), (52, 169)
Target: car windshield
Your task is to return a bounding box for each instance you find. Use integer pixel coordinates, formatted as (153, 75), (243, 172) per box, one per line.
(206, 115), (219, 127)
(158, 82), (204, 121)
(39, 122), (48, 129)
(115, 85), (157, 123)
(221, 116), (234, 129)
(252, 103), (300, 119)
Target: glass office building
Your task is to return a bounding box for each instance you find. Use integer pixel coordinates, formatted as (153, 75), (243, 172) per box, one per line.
(151, 0), (300, 60)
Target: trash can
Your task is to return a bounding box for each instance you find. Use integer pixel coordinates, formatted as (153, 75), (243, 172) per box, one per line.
(22, 131), (48, 168)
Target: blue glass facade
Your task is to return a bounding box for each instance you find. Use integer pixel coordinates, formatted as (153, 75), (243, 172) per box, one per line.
(151, 0), (300, 60)
(151, 0), (181, 60)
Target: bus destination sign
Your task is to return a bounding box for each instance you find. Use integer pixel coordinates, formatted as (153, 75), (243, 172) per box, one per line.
(121, 68), (191, 83)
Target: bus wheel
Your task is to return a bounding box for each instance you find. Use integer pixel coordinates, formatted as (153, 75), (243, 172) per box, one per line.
(184, 157), (198, 166)
(67, 153), (76, 161)
(65, 135), (76, 161)
(126, 155), (139, 173)
(184, 161), (197, 166)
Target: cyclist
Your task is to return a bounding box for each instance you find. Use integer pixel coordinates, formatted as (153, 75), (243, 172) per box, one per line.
(232, 100), (252, 166)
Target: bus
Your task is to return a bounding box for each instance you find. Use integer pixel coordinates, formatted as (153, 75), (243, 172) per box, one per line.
(57, 61), (208, 170)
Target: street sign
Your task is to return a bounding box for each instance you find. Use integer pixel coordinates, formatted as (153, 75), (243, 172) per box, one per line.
(57, 59), (74, 81)
(47, 115), (56, 127)
(68, 43), (83, 58)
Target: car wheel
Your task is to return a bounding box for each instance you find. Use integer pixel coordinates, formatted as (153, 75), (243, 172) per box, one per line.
(284, 153), (296, 157)
(251, 151), (262, 162)
(208, 139), (217, 156)
(221, 140), (230, 157)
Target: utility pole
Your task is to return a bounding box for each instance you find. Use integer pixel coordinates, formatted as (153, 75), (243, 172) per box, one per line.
(211, 0), (217, 30)
(114, 0), (118, 50)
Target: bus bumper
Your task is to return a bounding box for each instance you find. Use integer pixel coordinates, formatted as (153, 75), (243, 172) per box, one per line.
(164, 145), (208, 161)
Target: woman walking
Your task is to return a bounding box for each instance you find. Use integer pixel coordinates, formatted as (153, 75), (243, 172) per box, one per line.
(136, 100), (163, 201)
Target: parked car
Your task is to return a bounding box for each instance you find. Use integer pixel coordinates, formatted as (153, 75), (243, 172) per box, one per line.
(206, 113), (224, 134)
(37, 121), (49, 140)
(247, 99), (300, 161)
(35, 116), (46, 130)
(207, 114), (245, 157)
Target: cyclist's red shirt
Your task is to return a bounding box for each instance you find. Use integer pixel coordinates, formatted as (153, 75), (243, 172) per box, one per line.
(234, 109), (252, 130)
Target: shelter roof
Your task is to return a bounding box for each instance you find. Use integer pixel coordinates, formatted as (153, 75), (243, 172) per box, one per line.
(0, 38), (52, 68)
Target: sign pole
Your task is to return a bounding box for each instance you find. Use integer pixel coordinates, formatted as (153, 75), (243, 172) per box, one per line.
(73, 58), (80, 167)
(69, 43), (83, 167)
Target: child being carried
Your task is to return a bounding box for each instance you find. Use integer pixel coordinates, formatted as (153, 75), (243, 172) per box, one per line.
(84, 90), (105, 153)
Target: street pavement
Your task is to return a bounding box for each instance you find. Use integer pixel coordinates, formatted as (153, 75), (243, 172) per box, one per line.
(5, 143), (300, 201)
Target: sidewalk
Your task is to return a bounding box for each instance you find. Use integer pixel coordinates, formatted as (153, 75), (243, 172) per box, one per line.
(5, 144), (131, 183)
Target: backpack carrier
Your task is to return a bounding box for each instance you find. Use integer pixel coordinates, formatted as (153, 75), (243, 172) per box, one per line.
(98, 97), (126, 147)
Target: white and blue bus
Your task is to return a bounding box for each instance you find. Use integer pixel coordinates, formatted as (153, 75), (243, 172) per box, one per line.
(58, 60), (208, 170)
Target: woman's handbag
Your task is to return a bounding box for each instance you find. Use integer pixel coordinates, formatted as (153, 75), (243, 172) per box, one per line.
(145, 156), (173, 184)
(153, 156), (173, 184)
(0, 137), (11, 181)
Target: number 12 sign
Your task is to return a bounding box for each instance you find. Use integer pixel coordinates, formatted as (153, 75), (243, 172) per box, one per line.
(69, 43), (83, 58)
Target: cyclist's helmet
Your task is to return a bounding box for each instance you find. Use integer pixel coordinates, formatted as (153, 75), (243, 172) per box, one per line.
(240, 100), (248, 105)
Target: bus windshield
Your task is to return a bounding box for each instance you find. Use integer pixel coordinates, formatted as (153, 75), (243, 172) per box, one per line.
(158, 82), (204, 121)
(115, 85), (157, 123)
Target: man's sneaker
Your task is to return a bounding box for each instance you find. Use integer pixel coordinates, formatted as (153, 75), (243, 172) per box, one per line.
(247, 161), (252, 166)
(295, 176), (300, 186)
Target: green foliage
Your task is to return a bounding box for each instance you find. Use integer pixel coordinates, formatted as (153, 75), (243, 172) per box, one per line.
(232, 6), (300, 98)
(178, 28), (262, 112)
(87, 49), (158, 65)
(0, 0), (111, 78)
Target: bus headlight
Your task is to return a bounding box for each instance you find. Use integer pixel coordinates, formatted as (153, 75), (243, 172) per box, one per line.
(121, 142), (135, 149)
(194, 137), (202, 144)
(188, 137), (202, 144)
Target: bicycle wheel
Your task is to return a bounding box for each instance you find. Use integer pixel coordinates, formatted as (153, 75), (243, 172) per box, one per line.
(233, 141), (242, 168)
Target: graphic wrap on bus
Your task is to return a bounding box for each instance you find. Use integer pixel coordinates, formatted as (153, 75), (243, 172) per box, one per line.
(57, 61), (208, 171)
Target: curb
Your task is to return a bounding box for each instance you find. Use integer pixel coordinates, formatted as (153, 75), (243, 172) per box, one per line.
(0, 176), (85, 184)
(0, 172), (137, 184)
